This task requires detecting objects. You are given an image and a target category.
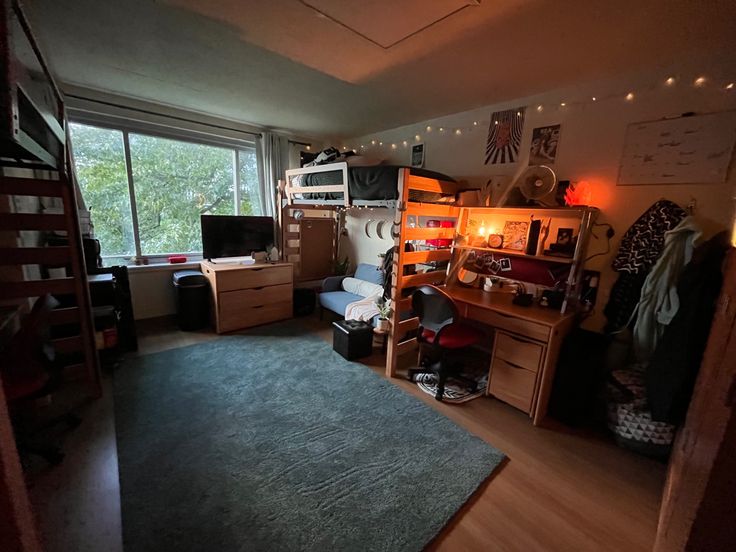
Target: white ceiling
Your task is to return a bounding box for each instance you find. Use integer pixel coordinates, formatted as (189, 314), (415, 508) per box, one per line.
(25, 0), (736, 139)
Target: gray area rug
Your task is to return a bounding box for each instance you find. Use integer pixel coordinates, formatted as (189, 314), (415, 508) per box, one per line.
(114, 322), (505, 552)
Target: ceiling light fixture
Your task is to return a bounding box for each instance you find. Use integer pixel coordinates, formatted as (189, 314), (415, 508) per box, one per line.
(726, 82), (734, 90)
(592, 97), (597, 101)
(625, 92), (635, 101)
(665, 76), (676, 86)
(694, 76), (706, 87)
(473, 121), (478, 126)
(560, 102), (566, 107)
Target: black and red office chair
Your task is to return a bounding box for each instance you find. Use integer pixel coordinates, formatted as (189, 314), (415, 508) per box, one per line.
(409, 285), (485, 401)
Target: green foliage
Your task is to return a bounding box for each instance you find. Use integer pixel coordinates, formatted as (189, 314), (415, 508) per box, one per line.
(70, 123), (261, 260)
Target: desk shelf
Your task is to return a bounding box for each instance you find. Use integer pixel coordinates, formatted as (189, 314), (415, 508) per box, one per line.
(454, 245), (574, 264)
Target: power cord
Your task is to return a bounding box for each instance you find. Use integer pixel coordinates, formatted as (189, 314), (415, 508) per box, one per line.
(585, 222), (615, 262)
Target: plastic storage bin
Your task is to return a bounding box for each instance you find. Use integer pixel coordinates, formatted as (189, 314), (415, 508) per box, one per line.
(172, 270), (210, 331)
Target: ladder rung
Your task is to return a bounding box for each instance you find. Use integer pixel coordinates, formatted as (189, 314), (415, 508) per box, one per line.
(0, 278), (76, 299)
(49, 306), (81, 326)
(0, 213), (68, 231)
(0, 246), (71, 265)
(52, 335), (83, 354)
(0, 176), (65, 197)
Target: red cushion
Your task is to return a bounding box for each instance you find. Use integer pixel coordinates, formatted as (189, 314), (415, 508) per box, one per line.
(421, 323), (484, 349)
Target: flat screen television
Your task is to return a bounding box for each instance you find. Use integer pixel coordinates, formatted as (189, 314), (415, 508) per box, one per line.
(201, 215), (274, 260)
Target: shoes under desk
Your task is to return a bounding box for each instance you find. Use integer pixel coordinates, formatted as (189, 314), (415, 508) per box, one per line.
(444, 285), (578, 426)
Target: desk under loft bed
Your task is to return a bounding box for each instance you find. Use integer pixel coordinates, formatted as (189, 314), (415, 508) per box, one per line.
(387, 187), (599, 425)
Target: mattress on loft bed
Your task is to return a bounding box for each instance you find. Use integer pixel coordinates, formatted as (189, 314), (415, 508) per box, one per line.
(292, 165), (455, 201)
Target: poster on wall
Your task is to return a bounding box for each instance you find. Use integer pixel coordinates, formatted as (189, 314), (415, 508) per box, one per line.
(485, 107), (525, 165)
(618, 111), (736, 185)
(411, 143), (425, 167)
(529, 124), (561, 165)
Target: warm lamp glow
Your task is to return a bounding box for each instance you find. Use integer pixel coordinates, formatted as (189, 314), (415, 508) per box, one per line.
(478, 223), (486, 236)
(694, 76), (707, 87)
(565, 181), (593, 206)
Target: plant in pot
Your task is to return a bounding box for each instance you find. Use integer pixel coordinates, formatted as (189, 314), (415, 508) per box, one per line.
(375, 297), (392, 332)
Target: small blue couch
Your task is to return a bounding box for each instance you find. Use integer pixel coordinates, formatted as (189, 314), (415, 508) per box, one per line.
(319, 263), (384, 321)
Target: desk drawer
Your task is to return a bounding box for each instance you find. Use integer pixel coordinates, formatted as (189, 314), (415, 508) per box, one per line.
(219, 300), (292, 332)
(216, 265), (292, 292)
(494, 332), (544, 373)
(488, 358), (537, 413)
(467, 305), (549, 343)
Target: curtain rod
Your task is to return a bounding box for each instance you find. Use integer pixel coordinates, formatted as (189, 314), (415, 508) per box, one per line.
(65, 93), (261, 138)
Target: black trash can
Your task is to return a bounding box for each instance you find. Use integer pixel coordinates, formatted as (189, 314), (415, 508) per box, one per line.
(172, 270), (210, 331)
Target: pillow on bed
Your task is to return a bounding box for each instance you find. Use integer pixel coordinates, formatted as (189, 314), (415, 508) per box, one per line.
(342, 277), (383, 298)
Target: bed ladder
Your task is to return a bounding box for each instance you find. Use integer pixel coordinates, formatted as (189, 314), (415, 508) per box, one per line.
(385, 169), (465, 377)
(0, 172), (102, 398)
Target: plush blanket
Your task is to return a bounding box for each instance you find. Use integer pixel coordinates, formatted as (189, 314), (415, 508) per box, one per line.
(345, 294), (380, 322)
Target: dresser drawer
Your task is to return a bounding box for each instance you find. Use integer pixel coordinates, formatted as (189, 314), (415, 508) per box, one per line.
(494, 332), (544, 373)
(488, 358), (537, 413)
(219, 300), (292, 332)
(219, 284), (292, 310)
(467, 305), (549, 343)
(216, 265), (293, 292)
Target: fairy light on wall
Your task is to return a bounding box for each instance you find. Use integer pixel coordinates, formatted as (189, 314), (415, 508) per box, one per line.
(344, 73), (735, 153)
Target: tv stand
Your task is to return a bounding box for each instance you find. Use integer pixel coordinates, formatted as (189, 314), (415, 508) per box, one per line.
(200, 260), (293, 333)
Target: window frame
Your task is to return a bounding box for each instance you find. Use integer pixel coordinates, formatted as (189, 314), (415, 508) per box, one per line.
(69, 118), (260, 264)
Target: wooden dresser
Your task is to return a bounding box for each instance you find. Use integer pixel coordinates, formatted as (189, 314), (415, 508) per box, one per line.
(200, 261), (293, 333)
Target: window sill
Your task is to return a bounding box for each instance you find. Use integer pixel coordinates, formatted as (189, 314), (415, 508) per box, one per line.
(125, 261), (202, 273)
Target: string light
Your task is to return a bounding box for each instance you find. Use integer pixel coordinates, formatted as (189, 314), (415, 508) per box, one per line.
(306, 145), (311, 151)
(349, 74), (731, 152)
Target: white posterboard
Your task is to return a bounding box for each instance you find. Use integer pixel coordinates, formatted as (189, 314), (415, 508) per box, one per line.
(617, 111), (736, 185)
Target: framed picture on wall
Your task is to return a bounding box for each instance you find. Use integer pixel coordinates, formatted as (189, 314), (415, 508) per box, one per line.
(411, 143), (425, 168)
(502, 220), (529, 251)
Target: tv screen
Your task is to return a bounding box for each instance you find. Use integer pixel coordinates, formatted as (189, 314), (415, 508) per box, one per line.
(201, 215), (274, 260)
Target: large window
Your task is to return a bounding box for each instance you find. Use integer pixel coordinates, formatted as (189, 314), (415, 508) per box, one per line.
(69, 122), (261, 264)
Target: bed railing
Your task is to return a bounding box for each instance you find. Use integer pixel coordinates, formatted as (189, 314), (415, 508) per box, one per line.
(283, 162), (350, 207)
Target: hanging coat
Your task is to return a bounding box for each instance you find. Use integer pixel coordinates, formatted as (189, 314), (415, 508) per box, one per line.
(632, 216), (702, 361)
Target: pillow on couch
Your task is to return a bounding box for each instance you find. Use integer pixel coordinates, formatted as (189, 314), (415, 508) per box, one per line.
(342, 277), (383, 298)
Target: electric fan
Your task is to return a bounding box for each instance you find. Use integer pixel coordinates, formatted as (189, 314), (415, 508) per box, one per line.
(518, 165), (557, 206)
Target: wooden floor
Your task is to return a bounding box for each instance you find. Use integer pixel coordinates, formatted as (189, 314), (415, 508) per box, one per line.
(31, 315), (666, 552)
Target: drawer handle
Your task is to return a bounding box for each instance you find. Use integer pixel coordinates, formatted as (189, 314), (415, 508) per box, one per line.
(501, 359), (526, 370)
(504, 333), (535, 345)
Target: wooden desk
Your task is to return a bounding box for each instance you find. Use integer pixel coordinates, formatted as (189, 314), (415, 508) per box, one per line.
(200, 261), (294, 333)
(445, 285), (578, 425)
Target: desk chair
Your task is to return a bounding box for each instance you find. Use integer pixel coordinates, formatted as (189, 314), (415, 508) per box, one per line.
(2, 295), (80, 465)
(410, 285), (485, 401)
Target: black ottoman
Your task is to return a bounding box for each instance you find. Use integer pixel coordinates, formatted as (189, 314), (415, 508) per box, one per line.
(333, 320), (373, 360)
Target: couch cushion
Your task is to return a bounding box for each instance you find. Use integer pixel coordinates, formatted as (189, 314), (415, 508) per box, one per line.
(342, 277), (383, 298)
(320, 291), (362, 316)
(354, 264), (383, 286)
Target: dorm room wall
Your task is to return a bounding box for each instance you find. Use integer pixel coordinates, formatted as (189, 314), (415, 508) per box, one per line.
(344, 69), (736, 331)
